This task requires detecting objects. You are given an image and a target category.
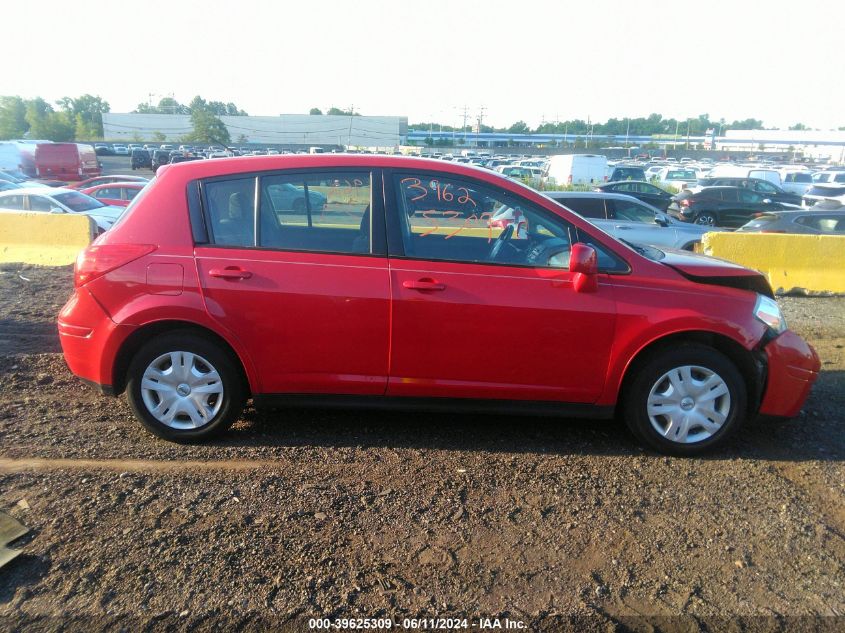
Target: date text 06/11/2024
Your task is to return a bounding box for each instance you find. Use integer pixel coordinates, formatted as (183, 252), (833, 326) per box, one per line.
(308, 617), (527, 629)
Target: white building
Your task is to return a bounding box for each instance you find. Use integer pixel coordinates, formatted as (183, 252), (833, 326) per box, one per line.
(102, 113), (408, 148)
(717, 129), (845, 163)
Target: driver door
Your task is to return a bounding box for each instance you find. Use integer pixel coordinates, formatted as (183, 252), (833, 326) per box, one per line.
(384, 171), (617, 403)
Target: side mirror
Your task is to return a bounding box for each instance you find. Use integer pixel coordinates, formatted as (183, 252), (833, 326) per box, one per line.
(50, 207), (64, 214)
(655, 214), (670, 227)
(569, 243), (598, 293)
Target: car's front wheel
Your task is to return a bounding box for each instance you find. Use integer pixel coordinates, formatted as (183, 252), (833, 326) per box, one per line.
(694, 212), (717, 226)
(623, 344), (747, 455)
(126, 332), (245, 442)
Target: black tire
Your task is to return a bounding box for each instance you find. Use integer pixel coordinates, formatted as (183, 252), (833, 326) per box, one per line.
(622, 343), (747, 456)
(126, 331), (246, 442)
(694, 212), (717, 226)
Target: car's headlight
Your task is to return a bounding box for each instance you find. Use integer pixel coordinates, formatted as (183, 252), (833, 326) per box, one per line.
(754, 294), (787, 334)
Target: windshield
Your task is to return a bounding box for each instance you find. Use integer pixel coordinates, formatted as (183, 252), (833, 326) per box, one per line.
(666, 170), (697, 179)
(54, 191), (106, 212)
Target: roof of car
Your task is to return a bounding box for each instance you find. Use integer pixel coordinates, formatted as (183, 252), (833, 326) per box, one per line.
(84, 181), (145, 189)
(156, 153), (510, 183)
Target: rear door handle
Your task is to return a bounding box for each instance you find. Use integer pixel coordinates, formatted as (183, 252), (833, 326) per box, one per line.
(209, 267), (253, 280)
(403, 279), (446, 291)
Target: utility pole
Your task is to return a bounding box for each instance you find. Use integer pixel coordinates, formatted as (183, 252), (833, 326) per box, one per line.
(461, 105), (469, 146)
(477, 106), (486, 148)
(685, 118), (691, 150)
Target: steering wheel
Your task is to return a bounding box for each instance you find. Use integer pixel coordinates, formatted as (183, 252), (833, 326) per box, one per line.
(489, 224), (514, 261)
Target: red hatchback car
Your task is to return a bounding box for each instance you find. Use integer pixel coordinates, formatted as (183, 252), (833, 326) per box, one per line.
(58, 156), (820, 455)
(79, 182), (146, 207)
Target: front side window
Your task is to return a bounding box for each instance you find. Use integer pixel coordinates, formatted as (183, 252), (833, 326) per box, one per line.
(392, 173), (617, 271)
(607, 199), (657, 223)
(259, 172), (371, 254)
(739, 189), (763, 203)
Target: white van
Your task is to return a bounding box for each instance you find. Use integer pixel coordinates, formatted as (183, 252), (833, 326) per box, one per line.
(778, 169), (814, 195)
(544, 154), (608, 185)
(707, 165), (782, 186)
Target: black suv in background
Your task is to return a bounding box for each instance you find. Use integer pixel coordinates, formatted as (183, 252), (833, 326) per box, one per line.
(694, 177), (802, 205)
(131, 148), (152, 170)
(595, 180), (674, 211)
(608, 166), (646, 181)
(668, 187), (798, 227)
(150, 150), (171, 171)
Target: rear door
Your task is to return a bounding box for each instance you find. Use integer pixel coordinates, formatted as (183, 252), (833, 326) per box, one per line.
(383, 169), (618, 404)
(194, 168), (390, 396)
(605, 198), (674, 248)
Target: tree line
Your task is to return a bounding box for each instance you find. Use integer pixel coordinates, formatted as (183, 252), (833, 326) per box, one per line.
(409, 113), (842, 137)
(0, 94), (248, 144)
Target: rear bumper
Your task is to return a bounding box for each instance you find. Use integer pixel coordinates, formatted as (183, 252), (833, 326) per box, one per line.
(58, 288), (128, 393)
(758, 330), (820, 417)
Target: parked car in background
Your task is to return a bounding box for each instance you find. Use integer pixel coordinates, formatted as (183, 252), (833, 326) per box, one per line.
(495, 165), (542, 182)
(169, 155), (204, 164)
(737, 206), (845, 235)
(802, 184), (845, 207)
(707, 166), (782, 186)
(79, 181), (146, 207)
(545, 154), (608, 185)
(56, 155), (819, 455)
(608, 166), (646, 182)
(668, 187), (799, 227)
(151, 150), (171, 171)
(94, 144), (114, 156)
(32, 143), (100, 181)
(112, 145), (129, 156)
(594, 180), (674, 211)
(778, 170), (814, 196)
(0, 180), (23, 192)
(0, 169), (49, 188)
(131, 148), (152, 170)
(691, 177), (802, 205)
(545, 191), (717, 251)
(656, 167), (699, 191)
(67, 175), (148, 190)
(811, 170), (845, 184)
(0, 187), (123, 232)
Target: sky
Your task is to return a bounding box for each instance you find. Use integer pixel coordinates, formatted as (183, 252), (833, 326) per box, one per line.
(5, 0), (845, 130)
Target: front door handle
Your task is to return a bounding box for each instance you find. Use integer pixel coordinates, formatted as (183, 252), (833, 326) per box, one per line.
(403, 278), (446, 291)
(209, 267), (253, 280)
(614, 225), (632, 230)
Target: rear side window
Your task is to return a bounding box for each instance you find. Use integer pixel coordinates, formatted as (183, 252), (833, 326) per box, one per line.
(259, 172), (371, 254)
(0, 194), (24, 210)
(204, 178), (256, 247)
(785, 173), (812, 183)
(554, 197), (606, 219)
(607, 199), (656, 223)
(795, 215), (845, 233)
(94, 187), (122, 199)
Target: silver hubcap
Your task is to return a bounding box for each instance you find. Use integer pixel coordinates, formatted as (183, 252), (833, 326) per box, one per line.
(140, 351), (223, 429)
(646, 365), (731, 444)
(696, 215), (715, 225)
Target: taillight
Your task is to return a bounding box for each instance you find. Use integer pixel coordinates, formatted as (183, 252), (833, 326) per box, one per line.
(74, 244), (156, 287)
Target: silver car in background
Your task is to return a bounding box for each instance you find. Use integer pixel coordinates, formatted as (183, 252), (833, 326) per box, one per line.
(544, 191), (721, 251)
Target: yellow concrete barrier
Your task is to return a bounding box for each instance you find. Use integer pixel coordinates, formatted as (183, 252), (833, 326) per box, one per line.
(0, 212), (95, 266)
(701, 232), (845, 295)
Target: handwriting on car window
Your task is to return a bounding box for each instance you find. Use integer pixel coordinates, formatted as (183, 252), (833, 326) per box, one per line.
(401, 178), (498, 239)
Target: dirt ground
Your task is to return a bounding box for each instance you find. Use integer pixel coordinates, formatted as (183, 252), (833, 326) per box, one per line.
(0, 262), (843, 632)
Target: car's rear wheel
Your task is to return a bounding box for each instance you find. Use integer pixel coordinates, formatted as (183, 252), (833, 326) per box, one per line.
(622, 344), (746, 455)
(694, 212), (717, 226)
(126, 332), (245, 442)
